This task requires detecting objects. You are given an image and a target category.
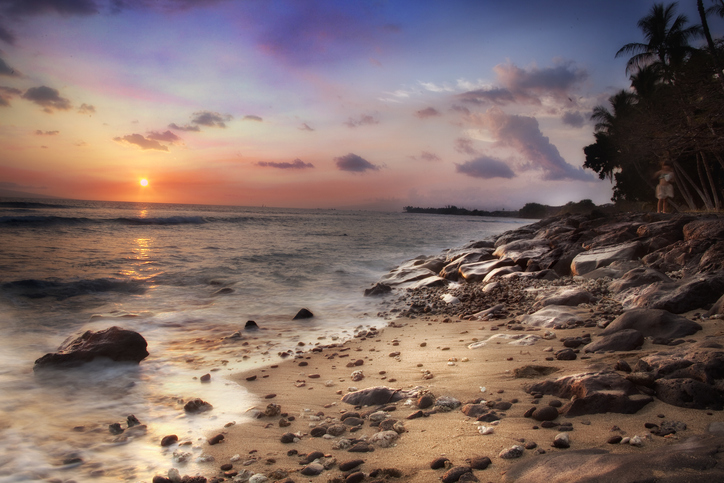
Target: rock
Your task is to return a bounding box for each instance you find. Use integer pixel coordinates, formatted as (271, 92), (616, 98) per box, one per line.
(345, 472), (366, 483)
(184, 398), (213, 413)
(513, 365), (560, 378)
(555, 348), (577, 361)
(469, 456), (492, 470)
(570, 241), (643, 276)
(461, 404), (490, 418)
(459, 259), (515, 282)
(440, 250), (495, 281)
(378, 265), (438, 287)
(582, 329), (644, 353)
(552, 433), (570, 449)
(341, 387), (416, 406)
(441, 466), (472, 483)
(300, 463), (325, 476)
(533, 287), (597, 311)
(364, 282), (392, 296)
(109, 423), (124, 434)
(409, 276), (448, 289)
(208, 434), (224, 445)
(417, 394), (435, 409)
(625, 273), (724, 314)
(244, 320), (259, 330)
(34, 326), (149, 370)
(347, 442), (373, 453)
(200, 373), (211, 382)
(483, 265), (522, 282)
(435, 396), (461, 411)
(706, 293), (724, 317)
(526, 372), (653, 416)
(518, 306), (589, 329)
(607, 435), (623, 444)
(369, 430), (399, 448)
(293, 308), (314, 320)
(339, 459), (364, 471)
(310, 427), (327, 437)
(601, 309), (701, 339)
(654, 378), (724, 410)
(161, 434), (178, 447)
(532, 406), (558, 422)
(326, 424), (346, 436)
(499, 445), (525, 459)
(280, 432), (297, 444)
(430, 457), (450, 469)
(608, 268), (671, 294)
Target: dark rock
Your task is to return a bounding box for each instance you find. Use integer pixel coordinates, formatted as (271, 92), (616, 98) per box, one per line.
(513, 365), (560, 378)
(430, 457), (450, 469)
(476, 411), (501, 422)
(601, 309), (701, 339)
(533, 288), (597, 311)
(300, 463), (325, 476)
(364, 283), (392, 297)
(532, 406), (558, 422)
(310, 427), (327, 437)
(607, 435), (623, 444)
(280, 432), (297, 443)
(109, 423), (124, 435)
(548, 400), (562, 408)
(339, 459), (365, 471)
(208, 434), (224, 445)
(582, 329), (644, 353)
(348, 442), (373, 453)
(458, 473), (480, 482)
(499, 445), (525, 459)
(220, 463), (233, 471)
(552, 433), (570, 449)
(293, 308), (314, 320)
(570, 241), (643, 276)
(34, 326), (149, 370)
(345, 472), (366, 483)
(706, 294), (724, 317)
(327, 424), (346, 436)
(127, 415), (141, 427)
(615, 360), (632, 372)
(469, 456), (492, 470)
(342, 417), (364, 427)
(460, 403), (489, 418)
(153, 477), (172, 483)
(200, 373), (211, 382)
(441, 466), (472, 483)
(555, 348), (577, 361)
(341, 386), (416, 406)
(608, 267), (671, 294)
(184, 398), (213, 413)
(494, 401), (513, 410)
(244, 320), (259, 330)
(417, 394), (435, 409)
(302, 451), (326, 464)
(654, 378), (724, 410)
(160, 434), (178, 447)
(626, 274), (724, 314)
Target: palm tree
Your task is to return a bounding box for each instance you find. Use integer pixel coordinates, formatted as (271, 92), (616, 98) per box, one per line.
(615, 2), (701, 81)
(591, 90), (636, 134)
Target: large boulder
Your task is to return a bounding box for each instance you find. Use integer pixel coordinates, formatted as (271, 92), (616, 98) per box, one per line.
(493, 238), (551, 266)
(439, 249), (495, 280)
(608, 267), (671, 294)
(459, 259), (515, 282)
(532, 287), (597, 311)
(34, 326), (149, 370)
(623, 274), (724, 314)
(601, 309), (701, 339)
(582, 329), (644, 353)
(570, 241), (643, 276)
(526, 371), (652, 416)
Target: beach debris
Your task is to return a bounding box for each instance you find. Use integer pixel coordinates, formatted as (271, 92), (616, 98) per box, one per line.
(478, 425), (495, 435)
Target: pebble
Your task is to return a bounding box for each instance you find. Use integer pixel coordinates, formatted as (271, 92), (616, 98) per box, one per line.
(607, 435), (623, 444)
(280, 433), (297, 444)
(552, 433), (570, 448)
(339, 459), (365, 471)
(346, 472), (366, 483)
(469, 456), (491, 470)
(442, 466), (472, 483)
(200, 373), (211, 382)
(160, 435), (178, 447)
(532, 406), (558, 422)
(430, 457), (450, 469)
(208, 434), (224, 445)
(499, 445), (525, 459)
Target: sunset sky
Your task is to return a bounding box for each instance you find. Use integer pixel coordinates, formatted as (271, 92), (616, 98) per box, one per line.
(1, 0), (721, 210)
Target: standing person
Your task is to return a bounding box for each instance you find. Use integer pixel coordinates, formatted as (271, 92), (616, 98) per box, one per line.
(655, 163), (675, 213)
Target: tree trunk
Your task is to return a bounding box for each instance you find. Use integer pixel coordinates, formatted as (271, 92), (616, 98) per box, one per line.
(700, 151), (721, 210)
(672, 160), (699, 210)
(698, 0), (724, 91)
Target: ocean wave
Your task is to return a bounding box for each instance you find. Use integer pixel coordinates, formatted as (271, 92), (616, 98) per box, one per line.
(115, 216), (208, 225)
(0, 215), (210, 227)
(1, 278), (147, 300)
(0, 201), (67, 209)
(0, 215), (93, 227)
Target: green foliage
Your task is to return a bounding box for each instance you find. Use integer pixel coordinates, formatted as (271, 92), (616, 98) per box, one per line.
(518, 202), (547, 219)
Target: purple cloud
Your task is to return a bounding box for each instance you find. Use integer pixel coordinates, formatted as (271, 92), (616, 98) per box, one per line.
(243, 114), (262, 122)
(299, 122), (314, 131)
(456, 156), (515, 179)
(147, 130), (181, 143)
(561, 110), (585, 128)
(168, 122), (200, 132)
(0, 0), (99, 16)
(0, 85), (21, 106)
(0, 56), (18, 76)
(257, 158), (314, 169)
(35, 130), (59, 135)
(113, 133), (169, 151)
(22, 86), (71, 112)
(458, 61), (587, 106)
(454, 138), (478, 156)
(419, 151), (441, 162)
(472, 107), (593, 181)
(334, 153), (379, 173)
(191, 110), (232, 128)
(78, 103), (95, 114)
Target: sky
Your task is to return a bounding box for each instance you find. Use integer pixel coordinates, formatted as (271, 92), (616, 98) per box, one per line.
(0, 0), (721, 210)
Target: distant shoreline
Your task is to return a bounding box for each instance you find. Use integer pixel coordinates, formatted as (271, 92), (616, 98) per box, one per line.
(404, 199), (610, 219)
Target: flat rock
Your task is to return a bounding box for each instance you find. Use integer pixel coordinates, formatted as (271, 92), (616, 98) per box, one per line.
(601, 309), (701, 339)
(483, 265), (522, 283)
(518, 306), (589, 329)
(532, 287), (597, 311)
(608, 267), (671, 294)
(570, 241), (643, 276)
(624, 274), (724, 314)
(582, 329), (644, 353)
(503, 435), (724, 483)
(341, 386), (416, 406)
(459, 259), (515, 283)
(34, 326), (149, 369)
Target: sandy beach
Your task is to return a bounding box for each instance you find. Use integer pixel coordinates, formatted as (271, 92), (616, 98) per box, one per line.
(198, 306), (721, 483)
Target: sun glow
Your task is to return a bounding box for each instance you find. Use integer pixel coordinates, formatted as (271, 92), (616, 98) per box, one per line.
(140, 178), (149, 187)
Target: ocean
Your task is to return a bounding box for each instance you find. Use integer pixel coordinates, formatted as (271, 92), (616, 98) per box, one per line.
(0, 199), (528, 482)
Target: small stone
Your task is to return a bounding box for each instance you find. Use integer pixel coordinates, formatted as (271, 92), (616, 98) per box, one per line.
(300, 463), (324, 476)
(127, 415), (141, 427)
(524, 441), (537, 450)
(548, 400), (562, 408)
(208, 434), (224, 445)
(469, 456), (491, 470)
(161, 435), (178, 447)
(184, 398), (213, 413)
(417, 394), (435, 409)
(499, 445), (525, 459)
(607, 435), (623, 444)
(339, 459), (365, 471)
(442, 466), (472, 483)
(532, 406), (558, 422)
(293, 308), (314, 320)
(280, 432), (297, 444)
(220, 464), (233, 471)
(200, 373), (211, 383)
(430, 457), (450, 469)
(552, 433), (570, 449)
(346, 472), (366, 483)
(109, 423), (124, 435)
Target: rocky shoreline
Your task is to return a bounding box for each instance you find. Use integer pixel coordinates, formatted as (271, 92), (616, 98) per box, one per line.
(41, 211), (724, 482)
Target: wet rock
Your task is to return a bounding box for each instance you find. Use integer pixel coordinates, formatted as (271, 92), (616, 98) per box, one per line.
(34, 326), (149, 370)
(364, 282), (392, 296)
(161, 434), (178, 447)
(459, 259), (515, 283)
(608, 267), (671, 294)
(601, 309), (701, 340)
(345, 472), (366, 483)
(441, 466), (472, 483)
(184, 398), (213, 413)
(518, 306), (589, 329)
(109, 423), (124, 435)
(280, 432), (297, 444)
(127, 415), (141, 427)
(582, 329), (644, 353)
(293, 308), (314, 320)
(244, 320), (259, 330)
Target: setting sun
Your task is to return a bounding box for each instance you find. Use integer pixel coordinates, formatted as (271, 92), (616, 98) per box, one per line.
(140, 179), (149, 187)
